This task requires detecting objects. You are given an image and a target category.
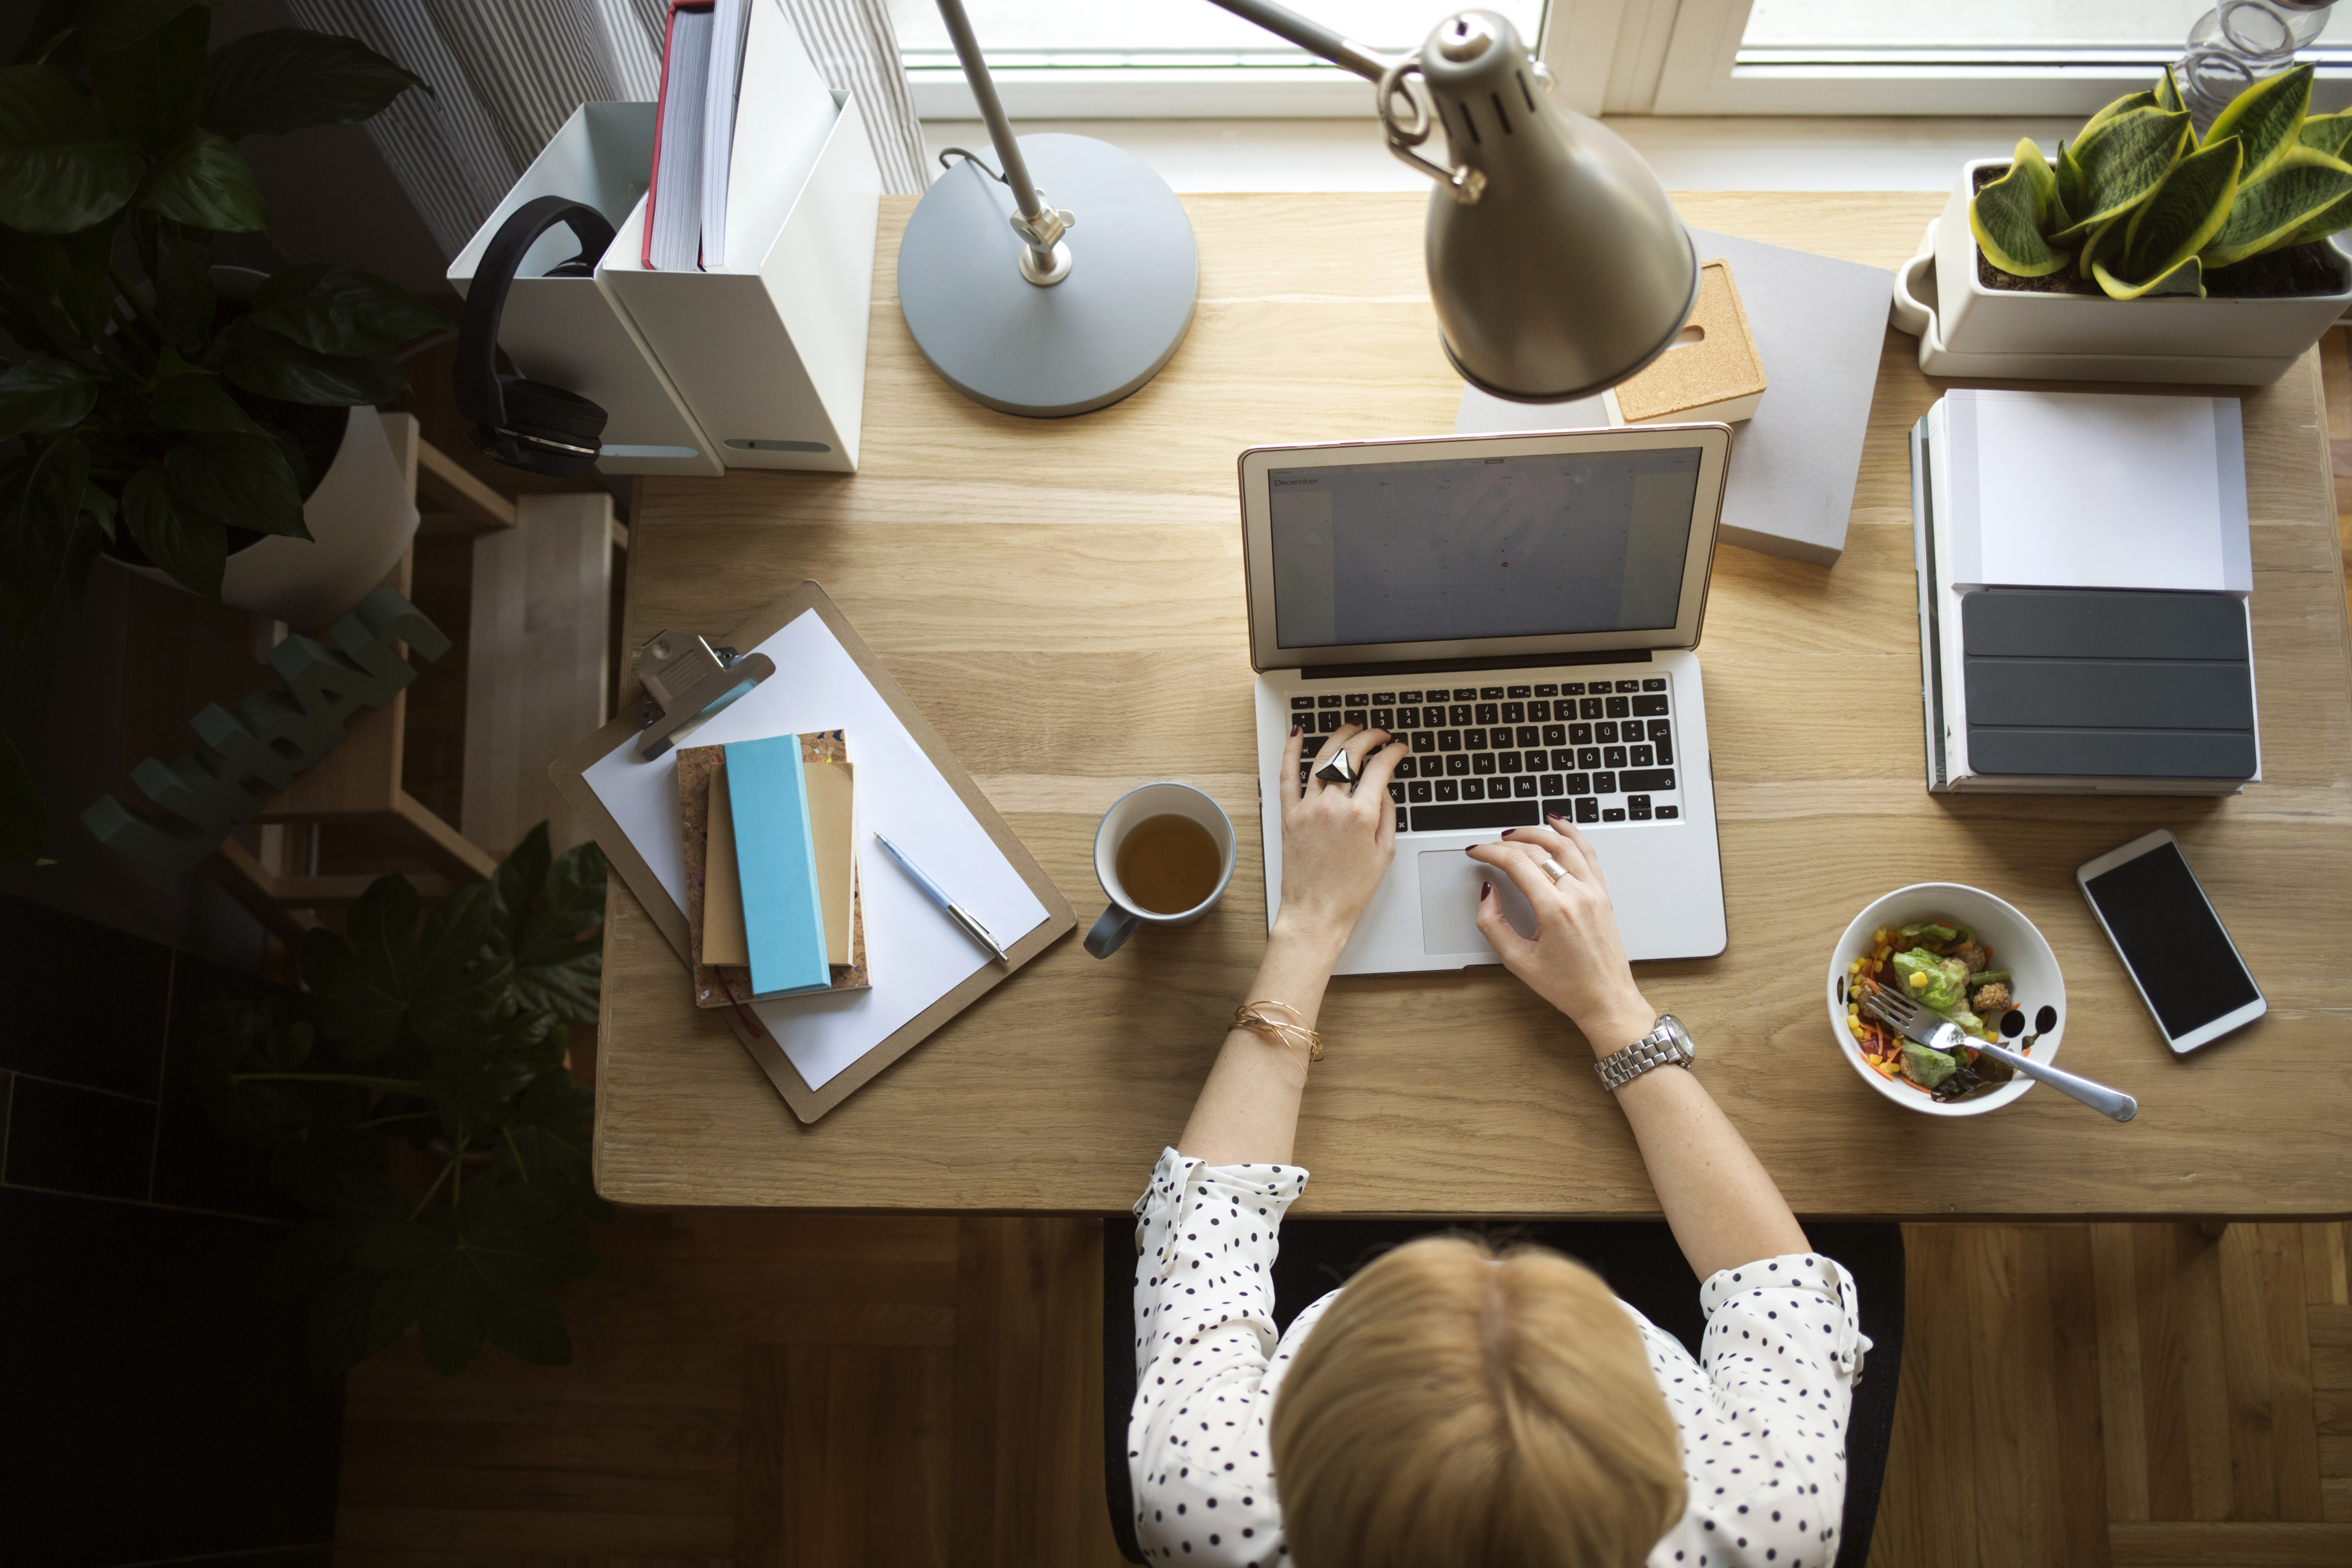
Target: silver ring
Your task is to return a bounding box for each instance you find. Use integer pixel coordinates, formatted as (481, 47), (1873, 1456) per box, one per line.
(1538, 857), (1568, 885)
(1313, 748), (1357, 786)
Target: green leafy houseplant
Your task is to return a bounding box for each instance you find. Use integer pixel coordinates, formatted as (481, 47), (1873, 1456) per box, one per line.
(1970, 63), (2352, 301)
(200, 825), (613, 1376)
(0, 0), (444, 652)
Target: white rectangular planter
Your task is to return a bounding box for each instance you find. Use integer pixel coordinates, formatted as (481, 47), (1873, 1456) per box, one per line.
(1889, 158), (2352, 385)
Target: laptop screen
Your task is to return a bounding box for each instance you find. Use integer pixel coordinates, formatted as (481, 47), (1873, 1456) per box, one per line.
(1266, 448), (1704, 649)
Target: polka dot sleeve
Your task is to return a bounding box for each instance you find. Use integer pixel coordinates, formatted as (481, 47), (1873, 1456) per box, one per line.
(1639, 1252), (1871, 1568)
(1127, 1147), (1310, 1567)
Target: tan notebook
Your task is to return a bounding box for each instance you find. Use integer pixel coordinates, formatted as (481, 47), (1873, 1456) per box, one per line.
(703, 755), (853, 966)
(679, 731), (867, 1006)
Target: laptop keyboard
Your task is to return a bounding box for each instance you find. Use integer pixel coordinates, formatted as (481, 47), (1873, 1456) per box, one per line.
(1291, 677), (1683, 833)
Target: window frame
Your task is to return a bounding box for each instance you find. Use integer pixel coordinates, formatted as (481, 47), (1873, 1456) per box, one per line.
(899, 1), (1554, 120)
(1546, 0), (2352, 118)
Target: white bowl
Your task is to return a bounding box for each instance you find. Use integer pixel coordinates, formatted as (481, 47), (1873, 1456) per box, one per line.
(1825, 882), (2067, 1118)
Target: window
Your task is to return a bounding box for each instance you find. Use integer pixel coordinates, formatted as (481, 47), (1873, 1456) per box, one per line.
(1558, 0), (2352, 117)
(891, 0), (1550, 118)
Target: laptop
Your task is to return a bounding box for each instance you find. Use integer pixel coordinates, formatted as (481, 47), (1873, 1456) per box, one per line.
(1240, 425), (1733, 976)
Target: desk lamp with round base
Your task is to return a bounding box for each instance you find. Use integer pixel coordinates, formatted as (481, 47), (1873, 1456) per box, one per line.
(900, 0), (1698, 417)
(896, 0), (1200, 418)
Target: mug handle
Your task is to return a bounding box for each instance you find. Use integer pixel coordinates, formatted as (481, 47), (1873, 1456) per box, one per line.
(1085, 902), (1138, 959)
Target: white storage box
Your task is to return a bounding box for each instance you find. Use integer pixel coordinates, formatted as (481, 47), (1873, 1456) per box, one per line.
(448, 102), (722, 478)
(597, 77), (881, 472)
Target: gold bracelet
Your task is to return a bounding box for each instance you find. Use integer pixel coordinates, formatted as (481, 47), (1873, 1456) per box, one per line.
(1233, 999), (1325, 1063)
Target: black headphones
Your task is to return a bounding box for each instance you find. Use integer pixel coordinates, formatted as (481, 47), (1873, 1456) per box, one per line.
(456, 196), (616, 478)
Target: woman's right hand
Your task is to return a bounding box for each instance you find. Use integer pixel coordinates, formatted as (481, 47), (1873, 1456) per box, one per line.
(1468, 815), (1658, 1058)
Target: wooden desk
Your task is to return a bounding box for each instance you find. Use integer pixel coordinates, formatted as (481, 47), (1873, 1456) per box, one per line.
(595, 192), (2352, 1220)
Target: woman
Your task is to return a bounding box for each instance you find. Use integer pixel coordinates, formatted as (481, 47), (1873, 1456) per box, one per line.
(1130, 722), (1869, 1568)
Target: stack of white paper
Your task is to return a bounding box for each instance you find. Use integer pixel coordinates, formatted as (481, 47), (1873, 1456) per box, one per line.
(1936, 389), (2250, 595)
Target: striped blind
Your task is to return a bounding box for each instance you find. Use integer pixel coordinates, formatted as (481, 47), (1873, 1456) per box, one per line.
(287, 0), (927, 259)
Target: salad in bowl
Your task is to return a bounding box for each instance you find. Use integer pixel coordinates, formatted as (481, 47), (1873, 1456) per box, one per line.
(1825, 883), (2066, 1118)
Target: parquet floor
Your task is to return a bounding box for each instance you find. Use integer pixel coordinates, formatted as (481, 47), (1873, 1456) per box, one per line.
(332, 1202), (2352, 1566)
(337, 332), (2352, 1566)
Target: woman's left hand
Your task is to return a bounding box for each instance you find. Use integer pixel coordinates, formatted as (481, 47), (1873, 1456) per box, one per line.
(1275, 721), (1408, 949)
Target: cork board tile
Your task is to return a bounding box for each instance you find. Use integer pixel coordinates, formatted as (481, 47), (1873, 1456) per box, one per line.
(1614, 259), (1768, 423)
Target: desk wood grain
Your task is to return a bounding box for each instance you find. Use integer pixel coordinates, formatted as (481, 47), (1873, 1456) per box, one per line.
(596, 192), (2352, 1218)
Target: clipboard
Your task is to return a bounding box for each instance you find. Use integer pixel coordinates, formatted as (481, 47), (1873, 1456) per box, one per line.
(550, 580), (1076, 1123)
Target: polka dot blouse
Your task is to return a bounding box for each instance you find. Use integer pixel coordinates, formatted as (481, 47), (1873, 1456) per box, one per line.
(1129, 1148), (1871, 1568)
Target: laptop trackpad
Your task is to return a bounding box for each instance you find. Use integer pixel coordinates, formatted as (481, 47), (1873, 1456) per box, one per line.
(1418, 849), (1536, 955)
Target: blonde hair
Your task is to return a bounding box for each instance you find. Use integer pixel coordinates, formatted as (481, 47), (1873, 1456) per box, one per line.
(1269, 1236), (1686, 1568)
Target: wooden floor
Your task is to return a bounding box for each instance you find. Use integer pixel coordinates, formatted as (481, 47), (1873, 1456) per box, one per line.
(333, 1205), (2352, 1566)
(336, 330), (2352, 1567)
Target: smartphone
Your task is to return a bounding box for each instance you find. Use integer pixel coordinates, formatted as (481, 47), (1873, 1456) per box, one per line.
(2076, 829), (2265, 1053)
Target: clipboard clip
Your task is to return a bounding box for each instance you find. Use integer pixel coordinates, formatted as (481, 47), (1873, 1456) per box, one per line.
(632, 629), (775, 760)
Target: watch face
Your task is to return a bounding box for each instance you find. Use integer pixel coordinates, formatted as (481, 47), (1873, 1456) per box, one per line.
(1659, 1014), (1695, 1060)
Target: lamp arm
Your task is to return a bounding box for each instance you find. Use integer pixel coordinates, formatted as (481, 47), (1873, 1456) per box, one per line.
(934, 0), (1043, 221)
(1200, 0), (1401, 80)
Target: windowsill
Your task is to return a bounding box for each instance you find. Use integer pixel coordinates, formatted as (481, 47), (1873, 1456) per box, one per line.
(919, 116), (2084, 193)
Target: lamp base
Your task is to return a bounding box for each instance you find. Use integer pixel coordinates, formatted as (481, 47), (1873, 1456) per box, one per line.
(898, 134), (1198, 418)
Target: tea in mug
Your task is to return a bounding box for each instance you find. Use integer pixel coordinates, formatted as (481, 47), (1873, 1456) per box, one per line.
(1115, 813), (1223, 915)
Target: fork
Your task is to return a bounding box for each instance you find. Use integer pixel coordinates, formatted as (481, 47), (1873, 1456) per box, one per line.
(1860, 984), (2138, 1123)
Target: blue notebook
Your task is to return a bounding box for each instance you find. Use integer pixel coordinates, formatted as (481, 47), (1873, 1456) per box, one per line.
(725, 735), (832, 997)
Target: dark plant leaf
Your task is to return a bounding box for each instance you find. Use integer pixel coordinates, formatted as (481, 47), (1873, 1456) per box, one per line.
(0, 225), (122, 347)
(0, 224), (118, 344)
(195, 994), (319, 1146)
(122, 461), (225, 599)
(0, 356), (100, 439)
(354, 1179), (595, 1373)
(251, 263), (447, 356)
(488, 826), (608, 1028)
(164, 431), (307, 537)
(496, 1069), (598, 1192)
(275, 1170), (414, 1377)
(302, 876), (511, 1061)
(265, 1085), (394, 1213)
(305, 1266), (407, 1379)
(136, 123), (265, 230)
(0, 723), (45, 861)
(0, 65), (143, 232)
(219, 318), (406, 406)
(149, 366), (259, 434)
(16, 1), (214, 71)
(62, 511), (108, 601)
(0, 437), (91, 647)
(201, 27), (425, 140)
(420, 1007), (551, 1143)
(151, 220), (214, 352)
(88, 3), (208, 155)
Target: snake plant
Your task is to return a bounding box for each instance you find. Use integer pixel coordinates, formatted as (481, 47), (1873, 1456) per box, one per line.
(1971, 62), (2352, 300)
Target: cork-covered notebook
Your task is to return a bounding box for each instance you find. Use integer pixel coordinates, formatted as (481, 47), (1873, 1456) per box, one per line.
(678, 731), (869, 1006)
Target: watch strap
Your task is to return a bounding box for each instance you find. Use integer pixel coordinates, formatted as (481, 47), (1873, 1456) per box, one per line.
(1593, 1020), (1690, 1091)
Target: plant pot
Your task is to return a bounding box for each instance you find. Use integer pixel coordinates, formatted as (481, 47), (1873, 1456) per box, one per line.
(109, 266), (421, 629)
(1889, 158), (2352, 384)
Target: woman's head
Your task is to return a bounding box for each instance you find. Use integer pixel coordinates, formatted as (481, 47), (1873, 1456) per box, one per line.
(1269, 1235), (1686, 1568)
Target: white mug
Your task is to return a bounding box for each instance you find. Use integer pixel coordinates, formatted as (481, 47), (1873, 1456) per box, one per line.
(1086, 782), (1237, 958)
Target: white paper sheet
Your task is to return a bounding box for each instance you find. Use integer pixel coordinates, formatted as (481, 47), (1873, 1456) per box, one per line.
(584, 609), (1050, 1091)
(1944, 389), (2251, 595)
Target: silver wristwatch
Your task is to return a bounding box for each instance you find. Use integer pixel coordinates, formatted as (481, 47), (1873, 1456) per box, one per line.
(1592, 1014), (1697, 1091)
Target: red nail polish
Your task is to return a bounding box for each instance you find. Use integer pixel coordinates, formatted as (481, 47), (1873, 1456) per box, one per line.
(1501, 828), (1515, 837)
(1548, 813), (1565, 823)
(1462, 844), (1476, 855)
(1290, 722), (1301, 736)
(1480, 882), (1492, 900)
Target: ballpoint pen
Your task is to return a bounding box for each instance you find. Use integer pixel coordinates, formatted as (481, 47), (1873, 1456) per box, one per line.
(873, 831), (1010, 965)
